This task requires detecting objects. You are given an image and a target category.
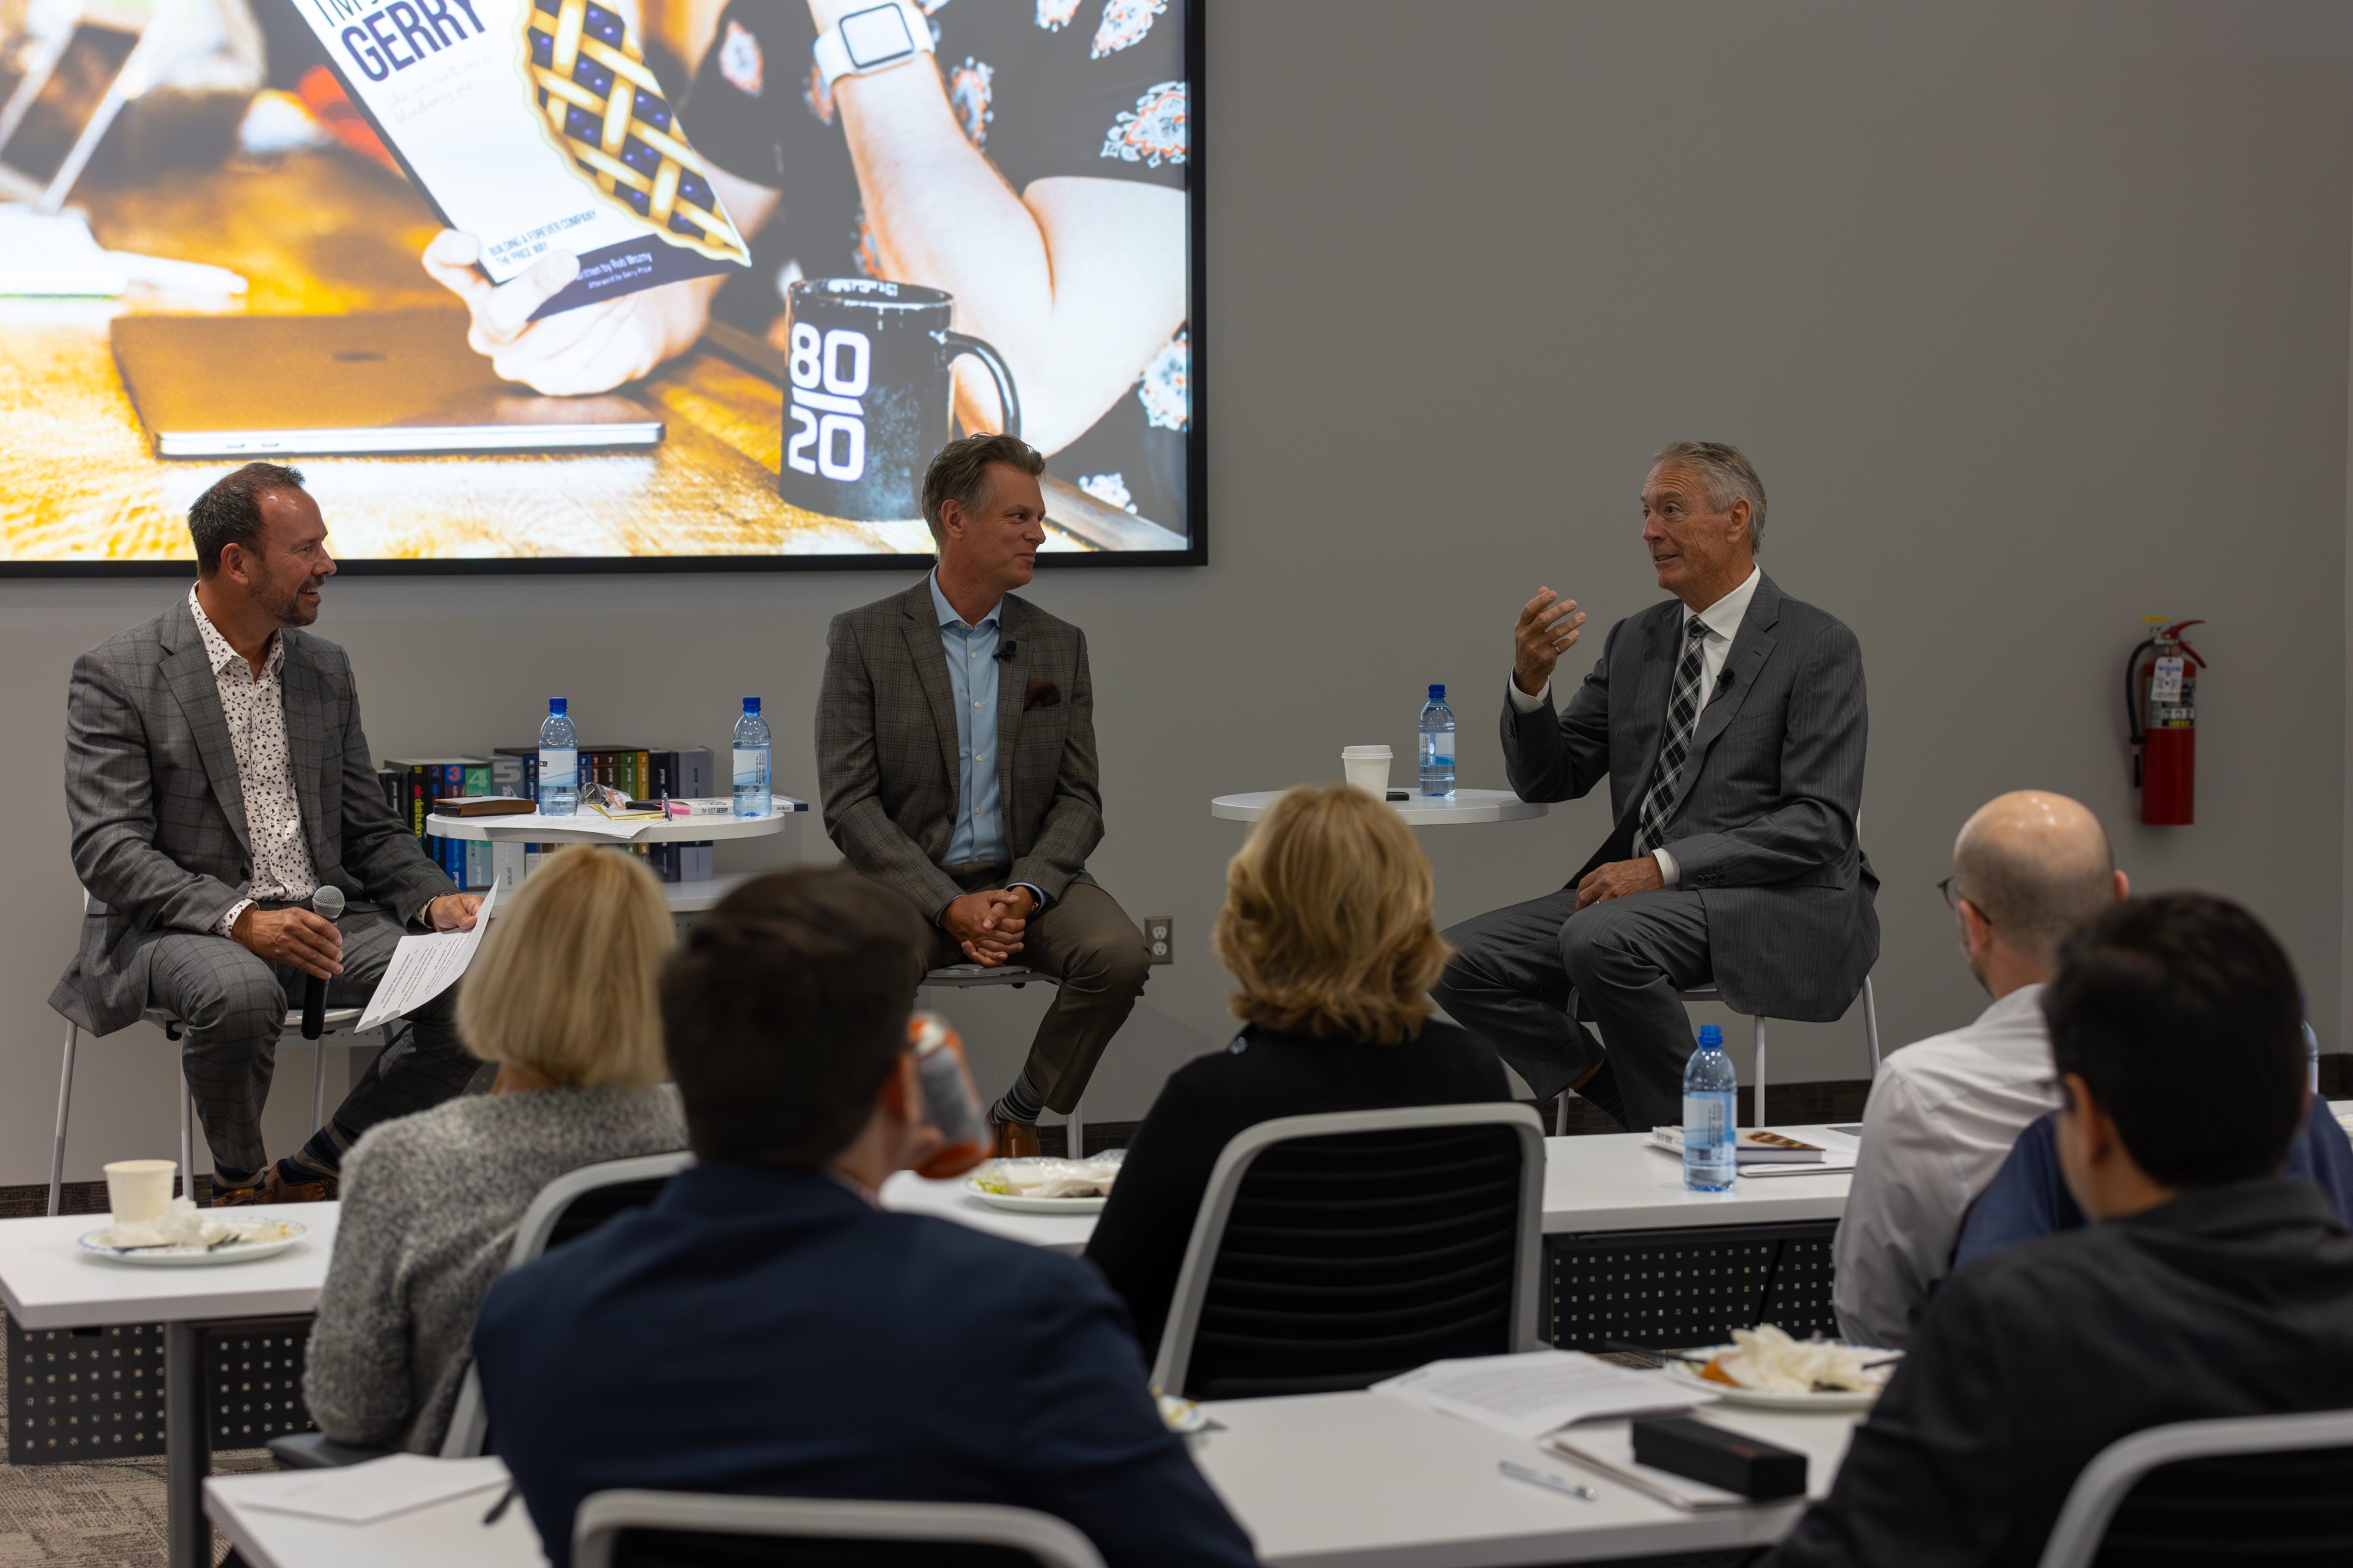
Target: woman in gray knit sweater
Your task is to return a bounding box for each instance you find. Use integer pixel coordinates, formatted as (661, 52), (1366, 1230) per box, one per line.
(303, 846), (687, 1453)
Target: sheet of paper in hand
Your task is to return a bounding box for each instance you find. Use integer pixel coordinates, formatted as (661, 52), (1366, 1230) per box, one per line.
(285, 0), (750, 317)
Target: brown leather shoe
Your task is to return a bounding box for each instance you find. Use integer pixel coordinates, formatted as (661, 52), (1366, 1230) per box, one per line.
(993, 1119), (1041, 1160)
(213, 1167), (338, 1206)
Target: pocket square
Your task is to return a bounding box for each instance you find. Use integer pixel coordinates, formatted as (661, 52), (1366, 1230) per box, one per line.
(1024, 679), (1061, 711)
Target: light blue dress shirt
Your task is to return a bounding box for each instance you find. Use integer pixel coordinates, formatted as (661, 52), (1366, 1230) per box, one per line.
(931, 570), (1007, 867)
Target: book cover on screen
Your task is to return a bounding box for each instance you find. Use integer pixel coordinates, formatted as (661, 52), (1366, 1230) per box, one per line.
(283, 0), (750, 316)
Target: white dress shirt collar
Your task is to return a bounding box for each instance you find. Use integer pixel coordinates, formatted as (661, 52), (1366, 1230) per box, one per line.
(1683, 563), (1762, 644)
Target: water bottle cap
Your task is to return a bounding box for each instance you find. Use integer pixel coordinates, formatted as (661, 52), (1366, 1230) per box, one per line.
(1697, 1024), (1724, 1048)
(549, 698), (567, 714)
(743, 696), (761, 714)
(1429, 684), (1444, 701)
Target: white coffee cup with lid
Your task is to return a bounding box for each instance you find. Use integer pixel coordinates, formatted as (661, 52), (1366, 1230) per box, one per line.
(1341, 745), (1393, 797)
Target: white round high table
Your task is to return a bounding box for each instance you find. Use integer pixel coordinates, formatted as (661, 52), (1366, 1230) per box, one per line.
(1211, 787), (1546, 825)
(426, 800), (804, 915)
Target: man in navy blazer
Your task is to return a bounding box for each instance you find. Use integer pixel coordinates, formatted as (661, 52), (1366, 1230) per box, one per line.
(472, 867), (1257, 1568)
(1436, 443), (1877, 1130)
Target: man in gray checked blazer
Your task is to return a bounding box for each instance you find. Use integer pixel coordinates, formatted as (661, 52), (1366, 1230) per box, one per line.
(1436, 443), (1877, 1132)
(53, 464), (482, 1204)
(820, 435), (1150, 1158)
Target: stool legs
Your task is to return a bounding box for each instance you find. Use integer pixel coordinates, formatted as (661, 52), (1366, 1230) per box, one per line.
(1752, 1015), (1769, 1128)
(49, 1020), (77, 1217)
(178, 1059), (195, 1201)
(1862, 975), (1882, 1078)
(1067, 1098), (1086, 1160)
(311, 1037), (329, 1130)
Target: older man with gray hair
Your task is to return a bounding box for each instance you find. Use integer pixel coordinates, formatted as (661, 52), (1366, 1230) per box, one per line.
(1437, 442), (1877, 1131)
(1831, 789), (2127, 1349)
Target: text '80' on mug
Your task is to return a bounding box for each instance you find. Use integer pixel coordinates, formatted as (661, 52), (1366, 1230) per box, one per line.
(778, 277), (1022, 523)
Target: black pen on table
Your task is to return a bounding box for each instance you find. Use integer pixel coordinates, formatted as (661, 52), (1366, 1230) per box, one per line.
(483, 1483), (519, 1525)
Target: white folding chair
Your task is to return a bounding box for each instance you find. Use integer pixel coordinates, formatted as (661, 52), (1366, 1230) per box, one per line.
(1151, 1103), (1547, 1401)
(576, 1494), (1106, 1568)
(917, 964), (1087, 1153)
(2035, 1409), (2353, 1568)
(50, 891), (375, 1215)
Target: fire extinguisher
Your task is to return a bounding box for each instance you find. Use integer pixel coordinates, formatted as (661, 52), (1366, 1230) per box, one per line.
(2125, 617), (2206, 826)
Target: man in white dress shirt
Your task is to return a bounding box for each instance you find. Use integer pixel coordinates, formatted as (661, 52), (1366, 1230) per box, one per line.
(1831, 790), (2126, 1348)
(1436, 443), (1877, 1130)
(53, 464), (482, 1204)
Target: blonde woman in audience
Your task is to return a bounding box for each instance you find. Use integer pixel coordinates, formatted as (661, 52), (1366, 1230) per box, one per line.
(1084, 783), (1513, 1360)
(303, 846), (686, 1453)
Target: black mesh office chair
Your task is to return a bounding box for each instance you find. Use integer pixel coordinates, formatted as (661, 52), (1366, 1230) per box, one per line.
(574, 1494), (1105, 1568)
(1148, 1103), (1546, 1401)
(2035, 1410), (2353, 1568)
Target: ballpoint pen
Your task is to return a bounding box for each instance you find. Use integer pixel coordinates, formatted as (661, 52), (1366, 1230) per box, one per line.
(483, 1484), (519, 1525)
(1498, 1460), (1598, 1502)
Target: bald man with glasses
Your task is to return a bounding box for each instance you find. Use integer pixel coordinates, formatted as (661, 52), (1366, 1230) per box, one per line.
(1831, 790), (2128, 1350)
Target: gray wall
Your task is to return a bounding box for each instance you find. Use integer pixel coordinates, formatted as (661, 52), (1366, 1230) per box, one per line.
(10, 0), (2353, 1184)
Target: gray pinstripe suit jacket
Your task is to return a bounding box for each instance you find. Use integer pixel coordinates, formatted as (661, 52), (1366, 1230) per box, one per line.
(818, 580), (1102, 919)
(1504, 572), (1879, 1021)
(50, 598), (456, 1036)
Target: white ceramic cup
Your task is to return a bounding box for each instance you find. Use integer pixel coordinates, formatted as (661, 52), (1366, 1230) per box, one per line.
(1341, 745), (1394, 797)
(103, 1159), (176, 1224)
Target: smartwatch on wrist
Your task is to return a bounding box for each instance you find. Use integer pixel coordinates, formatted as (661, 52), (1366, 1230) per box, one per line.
(814, 1), (934, 89)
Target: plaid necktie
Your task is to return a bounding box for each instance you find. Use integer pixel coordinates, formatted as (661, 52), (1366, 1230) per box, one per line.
(1632, 617), (1714, 857)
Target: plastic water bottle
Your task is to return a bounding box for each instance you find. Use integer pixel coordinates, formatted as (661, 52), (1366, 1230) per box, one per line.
(1418, 684), (1456, 797)
(2303, 997), (2321, 1095)
(538, 698), (577, 818)
(1682, 1023), (1738, 1192)
(732, 697), (772, 819)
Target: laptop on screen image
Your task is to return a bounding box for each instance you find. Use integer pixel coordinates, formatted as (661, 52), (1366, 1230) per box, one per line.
(111, 313), (666, 458)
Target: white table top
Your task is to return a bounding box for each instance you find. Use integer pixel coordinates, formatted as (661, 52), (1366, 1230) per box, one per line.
(1539, 1125), (1857, 1235)
(878, 1171), (1094, 1254)
(1191, 1387), (1858, 1568)
(208, 1466), (547, 1568)
(426, 800), (804, 843)
(1213, 789), (1548, 825)
(0, 1204), (336, 1329)
(880, 1127), (1855, 1256)
(204, 1384), (1858, 1568)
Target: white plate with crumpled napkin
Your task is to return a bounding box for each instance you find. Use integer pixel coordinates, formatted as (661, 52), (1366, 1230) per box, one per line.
(77, 1201), (306, 1266)
(963, 1153), (1124, 1214)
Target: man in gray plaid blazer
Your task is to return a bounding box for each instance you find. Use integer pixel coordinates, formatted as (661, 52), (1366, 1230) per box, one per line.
(1436, 443), (1879, 1131)
(820, 435), (1150, 1158)
(53, 464), (482, 1203)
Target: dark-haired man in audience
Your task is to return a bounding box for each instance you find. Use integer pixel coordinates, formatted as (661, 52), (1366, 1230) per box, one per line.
(471, 867), (1256, 1568)
(1832, 790), (2124, 1349)
(1762, 892), (2353, 1568)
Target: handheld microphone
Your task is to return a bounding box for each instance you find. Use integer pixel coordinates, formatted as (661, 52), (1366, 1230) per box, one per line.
(993, 639), (1018, 663)
(302, 885), (345, 1040)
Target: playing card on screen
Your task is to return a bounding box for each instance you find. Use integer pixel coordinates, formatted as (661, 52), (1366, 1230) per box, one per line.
(285, 0), (749, 316)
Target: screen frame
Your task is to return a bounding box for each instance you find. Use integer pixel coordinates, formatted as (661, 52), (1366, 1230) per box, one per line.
(7, 0), (1204, 578)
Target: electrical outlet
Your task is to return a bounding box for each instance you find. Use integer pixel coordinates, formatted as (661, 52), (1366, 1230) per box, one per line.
(1144, 916), (1173, 965)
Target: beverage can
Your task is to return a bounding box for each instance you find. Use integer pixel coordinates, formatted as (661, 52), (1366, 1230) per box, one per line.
(909, 1012), (990, 1179)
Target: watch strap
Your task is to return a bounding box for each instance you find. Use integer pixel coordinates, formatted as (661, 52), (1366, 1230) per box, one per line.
(814, 1), (934, 89)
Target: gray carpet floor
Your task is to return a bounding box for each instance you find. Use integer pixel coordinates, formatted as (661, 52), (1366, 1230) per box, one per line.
(0, 1313), (271, 1568)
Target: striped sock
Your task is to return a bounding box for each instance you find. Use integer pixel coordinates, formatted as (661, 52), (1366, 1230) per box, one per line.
(280, 1120), (356, 1184)
(992, 1078), (1046, 1126)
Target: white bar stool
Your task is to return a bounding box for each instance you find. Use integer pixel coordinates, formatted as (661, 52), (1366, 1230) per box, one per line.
(915, 964), (1083, 1155)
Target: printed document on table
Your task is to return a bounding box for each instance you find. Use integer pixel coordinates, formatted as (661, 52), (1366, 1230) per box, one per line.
(1371, 1349), (1711, 1438)
(356, 880), (499, 1032)
(240, 1454), (509, 1524)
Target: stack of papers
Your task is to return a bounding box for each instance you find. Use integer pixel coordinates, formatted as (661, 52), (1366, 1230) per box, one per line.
(1371, 1350), (1711, 1438)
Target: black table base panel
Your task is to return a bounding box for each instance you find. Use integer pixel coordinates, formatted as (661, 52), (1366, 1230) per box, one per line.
(205, 1318), (317, 1449)
(1546, 1221), (1841, 1351)
(7, 1318), (169, 1463)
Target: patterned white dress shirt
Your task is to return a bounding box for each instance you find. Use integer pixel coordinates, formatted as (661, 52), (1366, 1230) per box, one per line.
(189, 588), (319, 937)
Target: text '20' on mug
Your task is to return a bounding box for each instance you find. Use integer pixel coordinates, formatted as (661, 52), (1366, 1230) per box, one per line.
(778, 278), (1023, 523)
